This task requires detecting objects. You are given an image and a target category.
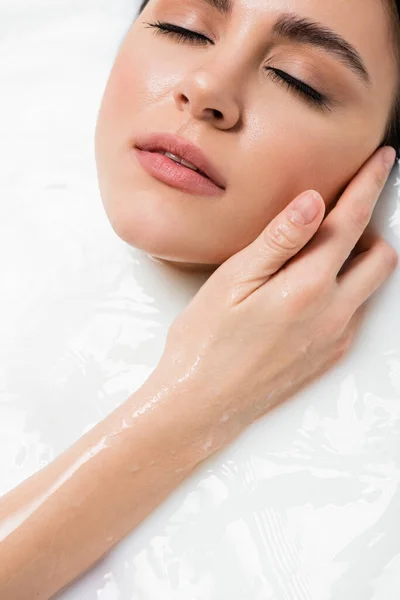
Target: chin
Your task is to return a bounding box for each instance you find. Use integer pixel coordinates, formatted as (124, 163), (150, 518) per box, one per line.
(101, 193), (223, 269)
(153, 256), (219, 273)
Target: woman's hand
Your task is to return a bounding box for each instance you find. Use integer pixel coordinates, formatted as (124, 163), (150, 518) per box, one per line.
(156, 146), (398, 427)
(1, 146), (396, 600)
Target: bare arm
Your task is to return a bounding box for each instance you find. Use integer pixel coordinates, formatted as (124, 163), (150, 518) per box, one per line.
(0, 369), (238, 599)
(0, 146), (396, 599)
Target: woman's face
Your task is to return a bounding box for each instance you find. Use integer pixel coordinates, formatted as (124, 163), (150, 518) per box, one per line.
(95, 0), (398, 270)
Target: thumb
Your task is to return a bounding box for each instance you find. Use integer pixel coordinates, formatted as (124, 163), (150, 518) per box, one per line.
(226, 189), (325, 298)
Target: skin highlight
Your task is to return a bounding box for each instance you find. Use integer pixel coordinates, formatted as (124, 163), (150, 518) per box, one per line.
(0, 2), (399, 598)
(95, 0), (399, 269)
(0, 146), (397, 598)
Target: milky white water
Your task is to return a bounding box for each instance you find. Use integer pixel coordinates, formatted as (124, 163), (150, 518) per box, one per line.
(1, 2), (400, 599)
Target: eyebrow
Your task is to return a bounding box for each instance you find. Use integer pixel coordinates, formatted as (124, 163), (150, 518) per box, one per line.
(273, 14), (371, 86)
(202, 0), (233, 13)
(201, 2), (371, 87)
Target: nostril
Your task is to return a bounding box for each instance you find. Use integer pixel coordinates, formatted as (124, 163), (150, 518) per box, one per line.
(175, 92), (190, 107)
(213, 109), (223, 120)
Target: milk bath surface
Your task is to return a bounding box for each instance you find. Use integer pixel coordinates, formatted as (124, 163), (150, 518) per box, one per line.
(1, 2), (400, 599)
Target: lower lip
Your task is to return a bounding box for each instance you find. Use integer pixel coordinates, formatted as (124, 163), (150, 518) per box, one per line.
(133, 148), (223, 197)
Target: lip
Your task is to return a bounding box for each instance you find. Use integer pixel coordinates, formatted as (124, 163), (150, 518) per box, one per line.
(133, 133), (226, 195)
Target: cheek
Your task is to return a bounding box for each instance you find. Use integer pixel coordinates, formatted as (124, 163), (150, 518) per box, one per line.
(226, 116), (328, 231)
(98, 56), (143, 134)
(95, 30), (180, 186)
(100, 30), (185, 130)
(233, 105), (378, 229)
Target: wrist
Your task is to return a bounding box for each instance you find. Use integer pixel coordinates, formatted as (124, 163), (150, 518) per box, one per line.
(135, 363), (246, 464)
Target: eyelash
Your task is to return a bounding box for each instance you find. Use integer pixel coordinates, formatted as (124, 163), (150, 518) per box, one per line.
(145, 21), (330, 111)
(266, 67), (329, 110)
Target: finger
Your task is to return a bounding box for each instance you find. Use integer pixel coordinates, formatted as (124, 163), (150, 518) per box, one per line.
(225, 189), (325, 301)
(305, 146), (396, 276)
(337, 236), (398, 309)
(351, 226), (379, 255)
(337, 225), (378, 276)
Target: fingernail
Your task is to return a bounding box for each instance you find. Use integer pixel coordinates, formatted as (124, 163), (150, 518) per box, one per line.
(289, 191), (322, 225)
(382, 146), (396, 170)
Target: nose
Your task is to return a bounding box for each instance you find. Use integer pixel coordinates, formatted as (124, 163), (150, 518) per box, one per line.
(173, 69), (241, 130)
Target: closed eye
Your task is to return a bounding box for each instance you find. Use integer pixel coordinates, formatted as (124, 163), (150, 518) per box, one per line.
(145, 21), (331, 111)
(266, 68), (331, 111)
(145, 21), (213, 46)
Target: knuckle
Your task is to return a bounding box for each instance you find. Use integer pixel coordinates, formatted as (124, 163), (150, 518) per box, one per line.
(286, 291), (310, 316)
(370, 239), (399, 274)
(287, 269), (334, 313)
(314, 265), (335, 292)
(302, 281), (324, 306)
(383, 243), (399, 271)
(348, 204), (371, 233)
(332, 331), (354, 362)
(266, 222), (298, 254)
(372, 164), (388, 190)
(306, 268), (334, 298)
(286, 281), (329, 319)
(323, 316), (347, 342)
(332, 344), (346, 363)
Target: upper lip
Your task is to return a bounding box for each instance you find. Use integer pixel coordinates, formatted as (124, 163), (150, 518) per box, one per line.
(134, 133), (226, 189)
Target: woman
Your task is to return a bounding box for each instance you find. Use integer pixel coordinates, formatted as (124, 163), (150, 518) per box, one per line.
(0, 0), (399, 598)
(96, 0), (400, 267)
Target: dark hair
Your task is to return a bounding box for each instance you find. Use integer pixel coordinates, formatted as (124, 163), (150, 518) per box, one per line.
(383, 0), (400, 157)
(138, 0), (400, 156)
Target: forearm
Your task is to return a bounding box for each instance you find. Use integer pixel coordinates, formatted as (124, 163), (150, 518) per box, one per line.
(0, 369), (239, 599)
